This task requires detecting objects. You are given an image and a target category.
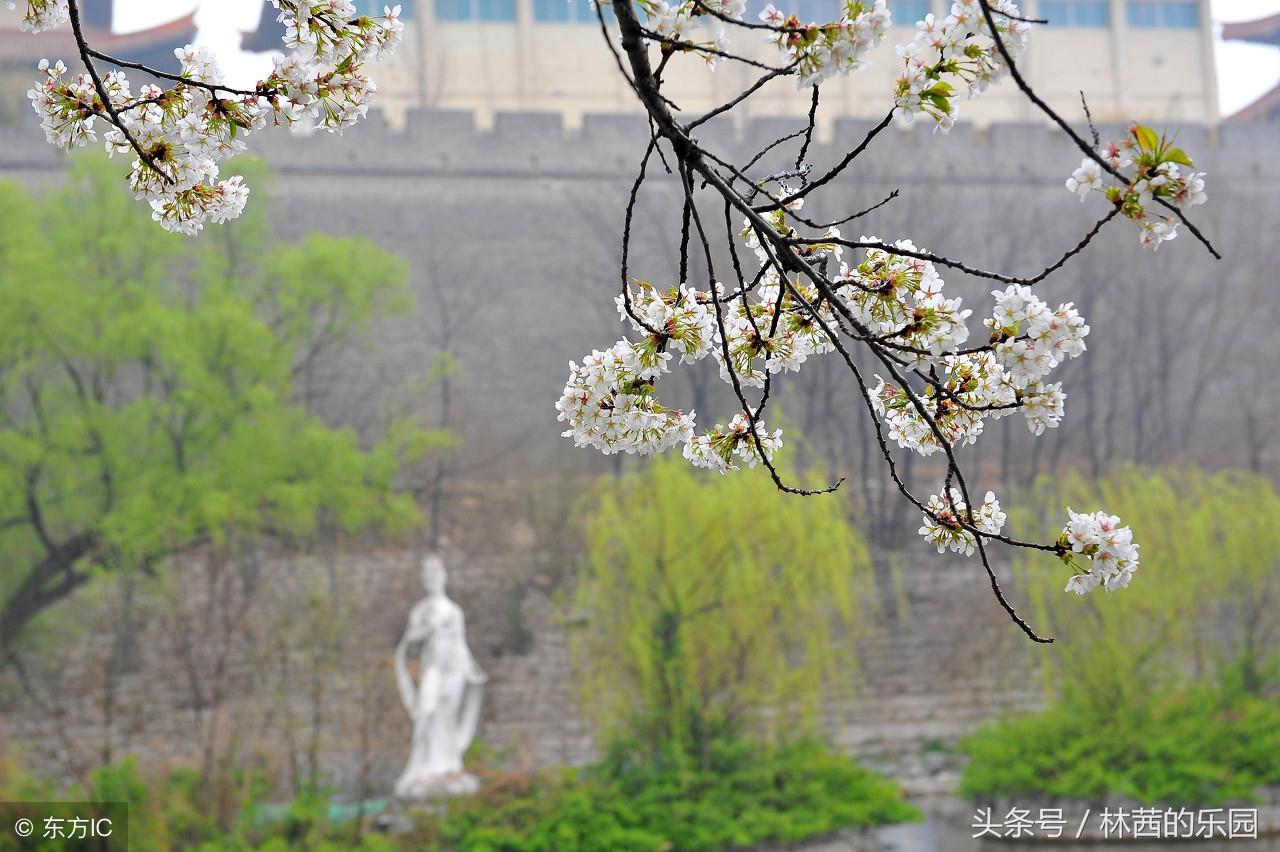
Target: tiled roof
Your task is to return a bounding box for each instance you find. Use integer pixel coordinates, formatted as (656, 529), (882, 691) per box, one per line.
(1221, 12), (1280, 46)
(0, 12), (196, 71)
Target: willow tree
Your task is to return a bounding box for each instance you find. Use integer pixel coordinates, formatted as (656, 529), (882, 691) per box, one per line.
(1014, 467), (1280, 709)
(573, 458), (868, 766)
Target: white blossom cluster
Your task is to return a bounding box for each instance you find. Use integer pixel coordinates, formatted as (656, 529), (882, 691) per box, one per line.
(892, 0), (1031, 130)
(555, 339), (696, 456)
(918, 488), (1005, 556)
(987, 285), (1089, 388)
(834, 255), (1083, 452)
(1060, 509), (1140, 594)
(615, 281), (718, 363)
(683, 411), (784, 473)
(19, 0), (402, 233)
(563, 203), (1141, 594)
(835, 237), (973, 363)
(558, 282), (783, 468)
(567, 223), (1085, 463)
(871, 353), (1007, 455)
(1065, 124), (1208, 250)
(638, 0), (893, 83)
(714, 281), (833, 387)
(6, 0), (68, 32)
(757, 0), (892, 87)
(636, 0), (745, 69)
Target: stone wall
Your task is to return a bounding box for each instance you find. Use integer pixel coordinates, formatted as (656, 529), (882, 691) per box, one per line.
(0, 107), (1276, 476)
(0, 536), (1039, 795)
(0, 107), (1276, 794)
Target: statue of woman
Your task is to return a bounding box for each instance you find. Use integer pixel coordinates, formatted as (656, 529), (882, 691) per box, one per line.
(393, 555), (487, 799)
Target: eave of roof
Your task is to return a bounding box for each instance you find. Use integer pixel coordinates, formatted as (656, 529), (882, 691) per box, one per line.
(0, 12), (197, 65)
(1225, 84), (1280, 123)
(1221, 12), (1280, 45)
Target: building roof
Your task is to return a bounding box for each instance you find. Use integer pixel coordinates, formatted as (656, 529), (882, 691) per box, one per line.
(1222, 13), (1280, 122)
(1226, 84), (1280, 123)
(1221, 12), (1280, 46)
(0, 8), (196, 74)
(242, 2), (285, 54)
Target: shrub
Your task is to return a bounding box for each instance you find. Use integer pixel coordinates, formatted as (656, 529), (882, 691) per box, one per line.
(415, 738), (919, 852)
(961, 468), (1280, 807)
(960, 684), (1280, 805)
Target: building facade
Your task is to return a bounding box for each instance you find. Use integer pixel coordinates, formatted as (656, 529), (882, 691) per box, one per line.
(2, 0), (1219, 130)
(334, 0), (1220, 129)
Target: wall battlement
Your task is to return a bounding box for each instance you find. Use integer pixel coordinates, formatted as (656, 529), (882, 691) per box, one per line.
(2, 105), (1277, 183)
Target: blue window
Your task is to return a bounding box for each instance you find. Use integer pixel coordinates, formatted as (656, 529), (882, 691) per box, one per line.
(436, 0), (515, 19)
(747, 0), (844, 22)
(1160, 0), (1197, 25)
(478, 0), (516, 18)
(1126, 1), (1198, 27)
(754, 0), (921, 22)
(796, 0), (841, 21)
(534, 0), (615, 22)
(890, 0), (931, 23)
(436, 0), (470, 19)
(1040, 0), (1109, 26)
(352, 0), (414, 19)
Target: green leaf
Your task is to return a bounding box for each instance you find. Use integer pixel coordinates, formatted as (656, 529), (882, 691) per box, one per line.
(1133, 124), (1160, 151)
(0, 154), (443, 644)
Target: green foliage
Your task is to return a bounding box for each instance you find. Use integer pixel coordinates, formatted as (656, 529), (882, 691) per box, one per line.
(961, 467), (1280, 805)
(0, 755), (398, 851)
(417, 738), (919, 852)
(959, 682), (1280, 805)
(2, 742), (916, 851)
(1012, 466), (1280, 705)
(574, 457), (869, 764)
(0, 156), (448, 643)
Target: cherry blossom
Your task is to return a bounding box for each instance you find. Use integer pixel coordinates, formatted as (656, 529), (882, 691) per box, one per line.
(7, 0), (69, 33)
(836, 236), (973, 363)
(756, 0), (892, 87)
(555, 339), (696, 457)
(1065, 123), (1209, 250)
(20, 0), (403, 233)
(560, 190), (1143, 601)
(919, 489), (1006, 556)
(985, 285), (1089, 389)
(635, 0), (749, 66)
(892, 0), (1031, 129)
(1060, 509), (1140, 594)
(683, 412), (784, 473)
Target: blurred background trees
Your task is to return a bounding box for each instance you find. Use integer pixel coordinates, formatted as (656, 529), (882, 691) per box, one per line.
(573, 457), (867, 768)
(961, 467), (1280, 805)
(0, 157), (450, 649)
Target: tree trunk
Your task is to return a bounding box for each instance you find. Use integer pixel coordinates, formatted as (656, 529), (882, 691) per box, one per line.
(0, 533), (97, 649)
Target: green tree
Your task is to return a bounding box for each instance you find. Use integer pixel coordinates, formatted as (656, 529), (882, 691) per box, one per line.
(0, 156), (445, 647)
(1014, 466), (1280, 707)
(959, 467), (1280, 805)
(573, 457), (869, 767)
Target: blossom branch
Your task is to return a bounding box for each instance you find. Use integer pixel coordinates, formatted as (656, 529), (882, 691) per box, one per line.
(65, 0), (174, 184)
(558, 0), (1167, 640)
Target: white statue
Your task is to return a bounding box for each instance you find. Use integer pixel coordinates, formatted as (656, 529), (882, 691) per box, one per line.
(393, 555), (487, 799)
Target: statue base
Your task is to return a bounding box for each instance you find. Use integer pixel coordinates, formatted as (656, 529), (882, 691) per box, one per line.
(393, 771), (480, 801)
